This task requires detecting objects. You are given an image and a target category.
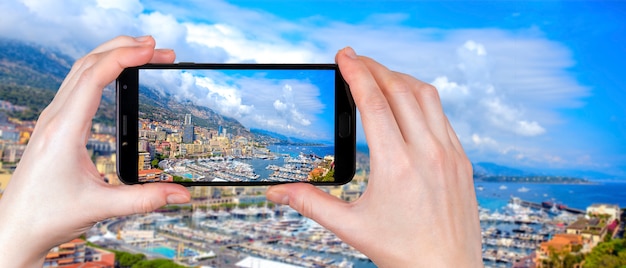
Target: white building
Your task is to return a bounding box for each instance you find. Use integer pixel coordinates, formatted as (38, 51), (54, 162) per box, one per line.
(586, 204), (621, 222)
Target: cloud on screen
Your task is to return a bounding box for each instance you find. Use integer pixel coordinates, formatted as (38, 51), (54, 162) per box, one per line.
(141, 69), (330, 142)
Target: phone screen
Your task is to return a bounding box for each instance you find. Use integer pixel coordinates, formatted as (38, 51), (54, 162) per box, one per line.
(134, 67), (344, 184)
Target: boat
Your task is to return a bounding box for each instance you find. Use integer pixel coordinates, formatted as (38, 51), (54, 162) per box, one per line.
(517, 187), (530, 193)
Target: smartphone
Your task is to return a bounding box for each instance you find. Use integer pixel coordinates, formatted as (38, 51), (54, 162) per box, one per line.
(116, 63), (355, 186)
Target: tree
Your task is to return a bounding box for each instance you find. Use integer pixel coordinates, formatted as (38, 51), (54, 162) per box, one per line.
(131, 259), (187, 268)
(173, 176), (193, 183)
(116, 251), (146, 267)
(584, 238), (626, 268)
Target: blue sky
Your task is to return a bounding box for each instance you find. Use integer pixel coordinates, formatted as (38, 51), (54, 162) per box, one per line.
(0, 0), (624, 177)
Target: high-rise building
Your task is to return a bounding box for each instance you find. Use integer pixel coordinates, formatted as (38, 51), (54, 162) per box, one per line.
(183, 125), (194, 143)
(138, 152), (151, 171)
(184, 114), (192, 125)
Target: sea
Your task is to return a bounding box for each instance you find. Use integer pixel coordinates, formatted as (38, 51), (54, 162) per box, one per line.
(475, 181), (626, 211)
(267, 144), (334, 158)
(235, 144), (335, 179)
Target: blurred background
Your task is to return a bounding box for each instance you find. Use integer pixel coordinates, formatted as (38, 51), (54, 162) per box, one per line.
(0, 1), (625, 267)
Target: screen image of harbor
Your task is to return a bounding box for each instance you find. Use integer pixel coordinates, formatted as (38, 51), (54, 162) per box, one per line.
(137, 68), (336, 183)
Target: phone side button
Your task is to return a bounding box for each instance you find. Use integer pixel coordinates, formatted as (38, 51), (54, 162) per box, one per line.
(122, 115), (128, 136)
(338, 112), (351, 138)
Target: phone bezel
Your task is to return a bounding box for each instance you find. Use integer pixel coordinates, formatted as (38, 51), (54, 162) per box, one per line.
(116, 63), (355, 186)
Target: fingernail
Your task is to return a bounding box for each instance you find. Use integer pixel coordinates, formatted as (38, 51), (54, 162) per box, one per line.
(166, 193), (189, 204)
(134, 35), (152, 43)
(343, 46), (358, 59)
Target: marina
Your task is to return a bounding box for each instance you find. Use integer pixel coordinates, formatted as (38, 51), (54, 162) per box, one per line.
(159, 152), (327, 183)
(84, 181), (626, 267)
(92, 205), (372, 267)
(479, 196), (584, 267)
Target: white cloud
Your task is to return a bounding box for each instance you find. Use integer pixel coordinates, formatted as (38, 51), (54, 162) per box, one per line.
(472, 134), (498, 147)
(184, 23), (319, 63)
(0, 0), (593, 169)
(96, 0), (143, 13)
(463, 40), (487, 56)
(140, 69), (328, 141)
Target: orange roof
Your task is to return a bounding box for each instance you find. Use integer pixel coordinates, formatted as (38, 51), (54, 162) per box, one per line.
(138, 169), (163, 175)
(63, 261), (114, 268)
(46, 252), (60, 259)
(69, 238), (85, 243)
(58, 258), (75, 264)
(540, 234), (582, 252)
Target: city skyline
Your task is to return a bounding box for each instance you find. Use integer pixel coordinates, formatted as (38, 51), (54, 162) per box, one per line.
(0, 1), (624, 177)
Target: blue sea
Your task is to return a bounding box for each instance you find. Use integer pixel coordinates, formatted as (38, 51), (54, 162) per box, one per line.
(267, 144), (334, 158)
(475, 181), (626, 211)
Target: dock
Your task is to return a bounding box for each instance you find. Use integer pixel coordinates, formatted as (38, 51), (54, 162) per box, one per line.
(511, 197), (585, 215)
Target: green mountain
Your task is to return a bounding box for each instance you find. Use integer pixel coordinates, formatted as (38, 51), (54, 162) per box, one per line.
(139, 85), (252, 138)
(0, 38), (72, 90)
(0, 38), (115, 124)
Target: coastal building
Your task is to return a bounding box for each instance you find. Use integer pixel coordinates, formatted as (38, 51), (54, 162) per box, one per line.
(183, 125), (194, 143)
(534, 234), (582, 266)
(95, 154), (116, 175)
(86, 134), (115, 155)
(44, 238), (114, 267)
(0, 170), (11, 198)
(138, 168), (173, 182)
(205, 196), (236, 207)
(586, 203), (621, 222)
(184, 114), (192, 125)
(138, 152), (151, 171)
(566, 217), (609, 247)
(1, 144), (25, 163)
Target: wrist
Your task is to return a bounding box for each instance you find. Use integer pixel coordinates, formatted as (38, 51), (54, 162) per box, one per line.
(0, 199), (51, 267)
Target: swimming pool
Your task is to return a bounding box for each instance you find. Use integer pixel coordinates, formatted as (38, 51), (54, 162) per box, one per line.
(147, 246), (176, 258)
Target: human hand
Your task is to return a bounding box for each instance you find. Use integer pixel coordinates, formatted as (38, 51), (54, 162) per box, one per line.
(266, 47), (482, 267)
(0, 36), (190, 267)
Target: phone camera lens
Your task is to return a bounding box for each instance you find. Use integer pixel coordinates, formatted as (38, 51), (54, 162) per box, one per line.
(122, 84), (128, 90)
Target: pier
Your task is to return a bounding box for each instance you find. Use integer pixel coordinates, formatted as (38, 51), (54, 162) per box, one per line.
(511, 197), (585, 215)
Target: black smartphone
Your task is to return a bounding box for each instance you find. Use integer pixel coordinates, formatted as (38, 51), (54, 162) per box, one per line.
(116, 63), (355, 186)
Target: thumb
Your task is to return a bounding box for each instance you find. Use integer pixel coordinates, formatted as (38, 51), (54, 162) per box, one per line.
(97, 183), (191, 218)
(266, 183), (353, 232)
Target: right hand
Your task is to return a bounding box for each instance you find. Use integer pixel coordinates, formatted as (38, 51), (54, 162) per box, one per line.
(266, 47), (482, 267)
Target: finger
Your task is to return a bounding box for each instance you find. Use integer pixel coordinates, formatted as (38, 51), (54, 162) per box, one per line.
(151, 49), (176, 63)
(56, 36), (155, 97)
(357, 58), (429, 146)
(396, 72), (451, 147)
(89, 35), (155, 55)
(58, 44), (157, 126)
(94, 183), (190, 219)
(44, 36), (156, 122)
(336, 47), (405, 153)
(266, 184), (356, 236)
(445, 117), (468, 159)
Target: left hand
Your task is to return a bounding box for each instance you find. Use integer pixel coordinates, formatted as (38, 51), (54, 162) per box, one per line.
(0, 36), (191, 267)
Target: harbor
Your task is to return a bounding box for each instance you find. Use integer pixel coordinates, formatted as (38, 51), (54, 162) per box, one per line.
(89, 205), (372, 267)
(158, 152), (327, 183)
(479, 196), (584, 267)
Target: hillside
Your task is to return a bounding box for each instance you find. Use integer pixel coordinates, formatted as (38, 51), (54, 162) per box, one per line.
(0, 38), (115, 124)
(0, 38), (71, 120)
(139, 85), (252, 138)
(0, 38), (280, 141)
(0, 38), (72, 90)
